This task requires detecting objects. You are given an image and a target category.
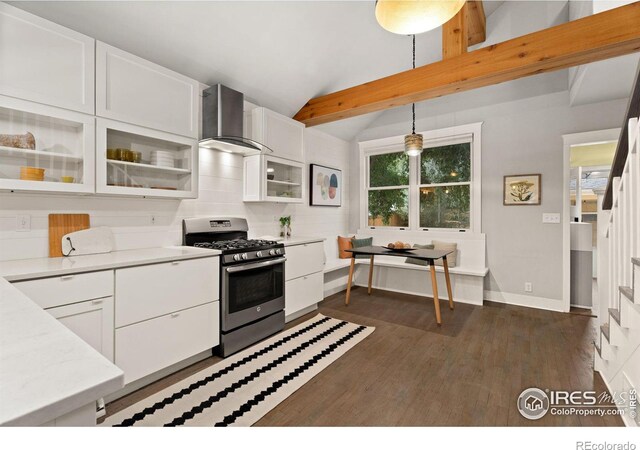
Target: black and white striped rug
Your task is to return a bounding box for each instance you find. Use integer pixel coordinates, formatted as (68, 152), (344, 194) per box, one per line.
(102, 314), (374, 427)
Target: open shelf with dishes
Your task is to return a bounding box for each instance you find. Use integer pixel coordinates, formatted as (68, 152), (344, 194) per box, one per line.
(243, 154), (304, 203)
(0, 95), (95, 193)
(96, 118), (198, 198)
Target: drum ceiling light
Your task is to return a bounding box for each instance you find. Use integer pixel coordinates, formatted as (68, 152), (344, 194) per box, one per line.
(375, 0), (466, 35)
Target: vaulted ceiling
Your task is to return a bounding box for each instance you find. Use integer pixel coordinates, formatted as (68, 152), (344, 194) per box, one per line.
(10, 1), (637, 140)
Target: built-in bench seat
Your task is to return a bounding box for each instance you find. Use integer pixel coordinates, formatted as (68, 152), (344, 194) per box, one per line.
(322, 230), (488, 305)
(324, 256), (488, 277)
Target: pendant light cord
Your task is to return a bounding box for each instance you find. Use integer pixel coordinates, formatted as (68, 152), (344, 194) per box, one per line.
(412, 34), (416, 135)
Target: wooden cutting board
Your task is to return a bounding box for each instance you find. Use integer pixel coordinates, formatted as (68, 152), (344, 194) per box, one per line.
(48, 214), (90, 257)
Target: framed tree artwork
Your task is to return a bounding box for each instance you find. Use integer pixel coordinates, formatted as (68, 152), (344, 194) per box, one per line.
(310, 164), (342, 206)
(503, 174), (542, 206)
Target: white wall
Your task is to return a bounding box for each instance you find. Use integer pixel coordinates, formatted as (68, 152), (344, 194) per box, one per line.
(351, 89), (627, 309)
(0, 128), (350, 262)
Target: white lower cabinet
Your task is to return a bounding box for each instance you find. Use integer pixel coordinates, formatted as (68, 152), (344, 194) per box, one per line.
(115, 301), (219, 384)
(13, 271), (114, 310)
(46, 296), (115, 362)
(285, 272), (323, 317)
(114, 255), (220, 385)
(284, 242), (325, 319)
(285, 242), (324, 281)
(115, 257), (219, 327)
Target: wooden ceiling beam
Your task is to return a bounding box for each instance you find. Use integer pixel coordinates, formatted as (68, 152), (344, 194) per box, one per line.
(294, 2), (640, 127)
(442, 3), (468, 59)
(467, 1), (486, 46)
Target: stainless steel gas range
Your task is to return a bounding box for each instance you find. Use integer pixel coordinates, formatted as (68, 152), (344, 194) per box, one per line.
(182, 217), (285, 357)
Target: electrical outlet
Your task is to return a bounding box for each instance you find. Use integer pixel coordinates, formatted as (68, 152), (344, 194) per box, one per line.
(524, 282), (533, 293)
(16, 215), (30, 232)
(151, 215), (156, 225)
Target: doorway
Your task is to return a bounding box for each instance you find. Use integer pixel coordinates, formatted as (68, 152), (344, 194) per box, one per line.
(562, 129), (620, 316)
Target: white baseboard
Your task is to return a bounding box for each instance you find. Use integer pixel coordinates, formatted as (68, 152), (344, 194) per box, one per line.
(483, 290), (565, 312)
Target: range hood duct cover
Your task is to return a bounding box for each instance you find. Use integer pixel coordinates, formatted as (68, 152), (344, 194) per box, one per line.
(200, 84), (272, 155)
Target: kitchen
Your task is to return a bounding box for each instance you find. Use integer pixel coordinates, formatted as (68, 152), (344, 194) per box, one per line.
(1, 0), (640, 446)
(0, 0), (355, 431)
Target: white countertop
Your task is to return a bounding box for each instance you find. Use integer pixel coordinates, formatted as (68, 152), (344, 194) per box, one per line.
(258, 236), (326, 247)
(0, 246), (221, 426)
(0, 246), (219, 282)
(0, 277), (124, 426)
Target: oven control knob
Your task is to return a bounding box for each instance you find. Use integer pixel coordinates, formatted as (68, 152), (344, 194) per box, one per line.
(241, 253), (248, 260)
(233, 254), (241, 261)
(276, 248), (282, 255)
(256, 251), (263, 257)
(269, 249), (276, 256)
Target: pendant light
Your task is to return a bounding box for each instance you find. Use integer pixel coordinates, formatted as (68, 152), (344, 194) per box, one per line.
(375, 0), (466, 35)
(404, 34), (423, 157)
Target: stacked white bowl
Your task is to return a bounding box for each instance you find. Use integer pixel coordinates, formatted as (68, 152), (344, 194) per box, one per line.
(150, 150), (174, 168)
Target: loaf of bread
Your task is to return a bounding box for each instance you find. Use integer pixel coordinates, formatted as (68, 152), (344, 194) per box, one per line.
(0, 132), (35, 150)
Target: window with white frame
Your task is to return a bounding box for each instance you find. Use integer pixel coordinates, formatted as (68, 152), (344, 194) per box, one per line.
(361, 123), (482, 233)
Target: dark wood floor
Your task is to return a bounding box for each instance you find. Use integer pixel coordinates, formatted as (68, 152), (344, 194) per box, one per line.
(104, 287), (622, 426)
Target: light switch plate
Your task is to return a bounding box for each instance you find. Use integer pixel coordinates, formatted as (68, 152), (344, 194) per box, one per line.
(543, 213), (561, 224)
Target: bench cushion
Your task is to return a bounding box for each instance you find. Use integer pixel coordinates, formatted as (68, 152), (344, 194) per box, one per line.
(351, 237), (373, 259)
(432, 240), (458, 267)
(338, 235), (354, 259)
(405, 243), (434, 266)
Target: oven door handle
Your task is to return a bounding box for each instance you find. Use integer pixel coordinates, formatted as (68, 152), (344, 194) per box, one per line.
(225, 257), (287, 273)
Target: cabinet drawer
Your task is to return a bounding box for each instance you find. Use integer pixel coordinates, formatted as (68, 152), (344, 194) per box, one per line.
(285, 242), (324, 281)
(115, 301), (219, 384)
(115, 257), (219, 327)
(13, 271), (113, 309)
(285, 272), (323, 316)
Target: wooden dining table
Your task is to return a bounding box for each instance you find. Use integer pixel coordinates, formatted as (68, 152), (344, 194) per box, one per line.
(344, 246), (455, 325)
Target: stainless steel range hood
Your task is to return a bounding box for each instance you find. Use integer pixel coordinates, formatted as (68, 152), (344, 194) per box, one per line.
(199, 84), (272, 156)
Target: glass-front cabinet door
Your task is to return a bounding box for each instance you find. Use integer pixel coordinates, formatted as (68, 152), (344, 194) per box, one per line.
(96, 118), (198, 198)
(0, 96), (95, 193)
(264, 156), (304, 203)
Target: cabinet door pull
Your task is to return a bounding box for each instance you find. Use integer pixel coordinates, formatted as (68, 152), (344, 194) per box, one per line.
(171, 312), (180, 318)
(92, 299), (103, 305)
(171, 261), (180, 265)
(60, 275), (74, 280)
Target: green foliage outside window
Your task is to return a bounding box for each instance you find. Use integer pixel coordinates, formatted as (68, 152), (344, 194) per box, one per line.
(420, 185), (470, 229)
(367, 144), (471, 228)
(421, 143), (470, 184)
(368, 152), (409, 226)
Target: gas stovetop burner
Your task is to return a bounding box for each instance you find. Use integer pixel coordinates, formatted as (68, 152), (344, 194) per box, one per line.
(194, 239), (279, 252)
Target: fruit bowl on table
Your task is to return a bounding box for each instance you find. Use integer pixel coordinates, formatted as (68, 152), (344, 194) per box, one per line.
(382, 242), (414, 252)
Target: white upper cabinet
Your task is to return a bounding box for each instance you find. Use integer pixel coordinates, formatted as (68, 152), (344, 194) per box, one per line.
(250, 107), (305, 162)
(96, 42), (199, 138)
(0, 3), (95, 114)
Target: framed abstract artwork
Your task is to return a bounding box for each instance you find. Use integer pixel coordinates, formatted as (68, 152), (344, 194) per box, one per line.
(310, 164), (342, 206)
(503, 174), (542, 206)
